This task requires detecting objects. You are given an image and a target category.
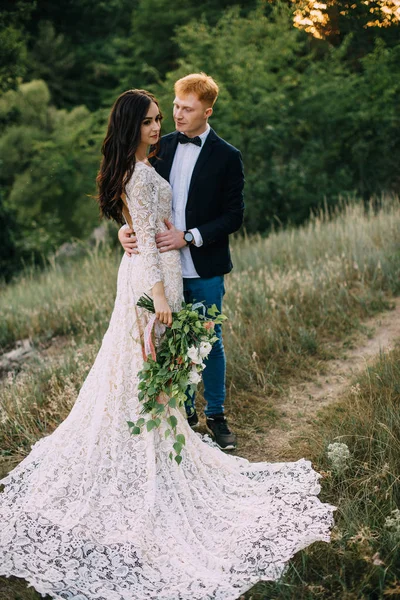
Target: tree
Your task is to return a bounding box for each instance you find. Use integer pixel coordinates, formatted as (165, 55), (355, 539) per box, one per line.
(0, 80), (106, 263)
(24, 0), (135, 109)
(116, 0), (259, 93)
(156, 2), (313, 230)
(293, 1), (400, 56)
(156, 1), (400, 231)
(0, 189), (22, 281)
(0, 0), (34, 92)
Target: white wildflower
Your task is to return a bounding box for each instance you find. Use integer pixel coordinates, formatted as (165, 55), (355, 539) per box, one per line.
(384, 509), (400, 540)
(199, 341), (212, 359)
(327, 442), (350, 472)
(187, 346), (202, 365)
(372, 552), (384, 566)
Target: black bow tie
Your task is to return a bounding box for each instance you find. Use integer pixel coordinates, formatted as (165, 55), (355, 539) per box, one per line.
(177, 133), (202, 147)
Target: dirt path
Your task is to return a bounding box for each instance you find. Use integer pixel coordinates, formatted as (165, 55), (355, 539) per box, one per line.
(262, 300), (400, 461)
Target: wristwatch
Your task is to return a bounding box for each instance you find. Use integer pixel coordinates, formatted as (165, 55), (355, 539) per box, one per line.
(183, 230), (194, 245)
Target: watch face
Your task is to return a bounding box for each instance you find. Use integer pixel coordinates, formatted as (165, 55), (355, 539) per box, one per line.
(184, 232), (194, 243)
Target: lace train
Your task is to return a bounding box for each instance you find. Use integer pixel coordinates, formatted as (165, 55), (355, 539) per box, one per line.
(0, 163), (335, 599)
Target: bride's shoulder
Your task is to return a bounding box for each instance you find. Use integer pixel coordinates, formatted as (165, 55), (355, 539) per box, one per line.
(127, 161), (156, 185)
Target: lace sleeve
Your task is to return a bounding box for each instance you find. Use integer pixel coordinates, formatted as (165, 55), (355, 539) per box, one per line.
(125, 165), (163, 289)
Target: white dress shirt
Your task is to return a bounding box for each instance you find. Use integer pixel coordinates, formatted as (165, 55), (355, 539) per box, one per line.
(169, 124), (210, 278)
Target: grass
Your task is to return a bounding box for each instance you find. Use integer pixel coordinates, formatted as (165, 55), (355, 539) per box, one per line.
(1, 199), (399, 391)
(1, 197), (400, 599)
(245, 345), (400, 599)
(1, 198), (399, 461)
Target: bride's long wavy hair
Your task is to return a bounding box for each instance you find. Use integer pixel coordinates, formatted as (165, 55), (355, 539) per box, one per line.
(96, 89), (162, 224)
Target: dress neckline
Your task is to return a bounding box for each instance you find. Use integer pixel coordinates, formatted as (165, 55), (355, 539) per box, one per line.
(136, 160), (153, 170)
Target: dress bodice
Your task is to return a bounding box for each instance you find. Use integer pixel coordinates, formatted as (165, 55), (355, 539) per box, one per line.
(125, 161), (183, 310)
(130, 161), (173, 230)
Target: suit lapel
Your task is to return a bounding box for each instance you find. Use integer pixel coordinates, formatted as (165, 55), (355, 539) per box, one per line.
(156, 132), (179, 182)
(188, 128), (218, 199)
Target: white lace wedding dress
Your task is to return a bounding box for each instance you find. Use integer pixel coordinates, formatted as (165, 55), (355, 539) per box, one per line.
(0, 162), (334, 600)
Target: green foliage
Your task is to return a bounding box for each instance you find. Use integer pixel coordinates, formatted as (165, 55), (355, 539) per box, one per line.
(1, 199), (398, 395)
(0, 1), (34, 93)
(252, 345), (400, 599)
(322, 0), (400, 52)
(24, 0), (134, 109)
(159, 3), (400, 232)
(1, 201), (400, 597)
(0, 190), (22, 282)
(128, 295), (224, 460)
(0, 25), (28, 93)
(1, 0), (400, 278)
(0, 80), (106, 265)
(117, 0), (258, 91)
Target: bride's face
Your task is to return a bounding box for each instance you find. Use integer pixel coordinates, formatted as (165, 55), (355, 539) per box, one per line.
(140, 102), (161, 146)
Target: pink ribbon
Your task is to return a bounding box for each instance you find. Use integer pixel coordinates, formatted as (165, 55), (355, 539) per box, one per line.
(143, 314), (157, 361)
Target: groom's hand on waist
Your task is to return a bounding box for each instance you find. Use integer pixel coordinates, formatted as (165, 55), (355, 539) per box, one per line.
(118, 225), (139, 256)
(156, 219), (186, 253)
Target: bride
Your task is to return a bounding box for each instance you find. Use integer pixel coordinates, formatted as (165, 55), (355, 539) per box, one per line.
(0, 89), (334, 600)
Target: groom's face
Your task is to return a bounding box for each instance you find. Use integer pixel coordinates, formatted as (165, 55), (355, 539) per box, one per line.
(173, 93), (212, 138)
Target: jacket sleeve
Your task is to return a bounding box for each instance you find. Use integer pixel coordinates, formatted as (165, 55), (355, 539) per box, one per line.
(197, 149), (245, 246)
(125, 166), (163, 288)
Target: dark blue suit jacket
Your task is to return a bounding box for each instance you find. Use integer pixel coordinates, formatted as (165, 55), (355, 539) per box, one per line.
(151, 128), (245, 278)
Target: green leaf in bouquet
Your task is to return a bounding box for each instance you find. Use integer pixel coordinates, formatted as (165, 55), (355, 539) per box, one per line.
(174, 455), (183, 466)
(131, 426), (141, 435)
(178, 392), (187, 405)
(136, 418), (145, 427)
(167, 415), (178, 429)
(136, 294), (155, 312)
(207, 304), (219, 317)
(165, 429), (171, 439)
(176, 434), (185, 445)
(173, 441), (183, 454)
(146, 420), (157, 432)
(168, 397), (177, 408)
(127, 421), (136, 428)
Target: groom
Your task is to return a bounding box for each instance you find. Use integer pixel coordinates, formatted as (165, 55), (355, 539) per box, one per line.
(119, 73), (244, 450)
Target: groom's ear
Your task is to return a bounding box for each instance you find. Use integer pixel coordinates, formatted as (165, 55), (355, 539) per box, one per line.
(205, 107), (213, 119)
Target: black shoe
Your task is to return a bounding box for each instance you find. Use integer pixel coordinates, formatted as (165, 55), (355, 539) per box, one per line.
(206, 414), (237, 450)
(187, 409), (200, 430)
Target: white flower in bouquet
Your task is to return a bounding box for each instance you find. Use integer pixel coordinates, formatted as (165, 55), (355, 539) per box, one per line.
(187, 346), (203, 365)
(199, 341), (212, 359)
(188, 368), (202, 385)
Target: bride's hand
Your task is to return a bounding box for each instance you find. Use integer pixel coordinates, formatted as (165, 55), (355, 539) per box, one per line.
(153, 295), (173, 327)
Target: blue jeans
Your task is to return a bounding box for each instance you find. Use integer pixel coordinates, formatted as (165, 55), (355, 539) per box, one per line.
(183, 275), (226, 417)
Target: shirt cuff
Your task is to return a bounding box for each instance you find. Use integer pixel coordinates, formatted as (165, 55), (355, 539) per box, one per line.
(189, 228), (203, 247)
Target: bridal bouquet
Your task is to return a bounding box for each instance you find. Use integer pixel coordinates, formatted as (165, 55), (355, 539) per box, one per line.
(127, 294), (226, 464)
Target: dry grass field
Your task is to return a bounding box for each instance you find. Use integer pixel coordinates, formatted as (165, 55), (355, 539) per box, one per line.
(1, 198), (399, 599)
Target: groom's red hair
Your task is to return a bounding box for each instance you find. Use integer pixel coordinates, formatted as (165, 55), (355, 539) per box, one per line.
(174, 73), (219, 107)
